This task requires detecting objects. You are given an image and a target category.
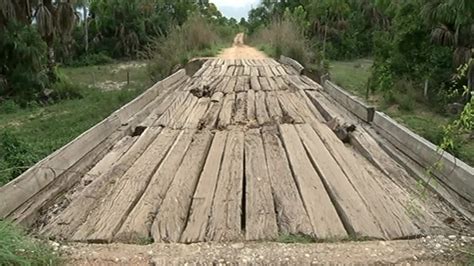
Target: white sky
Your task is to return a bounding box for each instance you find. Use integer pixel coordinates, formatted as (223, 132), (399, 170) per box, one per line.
(210, 0), (260, 19)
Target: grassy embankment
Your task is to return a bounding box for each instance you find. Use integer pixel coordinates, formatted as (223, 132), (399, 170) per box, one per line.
(329, 58), (473, 166)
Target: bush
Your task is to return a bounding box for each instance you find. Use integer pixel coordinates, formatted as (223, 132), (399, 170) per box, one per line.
(0, 100), (20, 114)
(0, 221), (60, 265)
(250, 18), (315, 67)
(0, 130), (38, 185)
(66, 52), (114, 67)
(0, 22), (49, 105)
(147, 14), (219, 81)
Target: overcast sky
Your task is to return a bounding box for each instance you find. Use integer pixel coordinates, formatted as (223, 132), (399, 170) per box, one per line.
(210, 0), (260, 20)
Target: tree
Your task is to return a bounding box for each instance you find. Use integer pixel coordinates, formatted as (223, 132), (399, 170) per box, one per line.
(422, 0), (474, 93)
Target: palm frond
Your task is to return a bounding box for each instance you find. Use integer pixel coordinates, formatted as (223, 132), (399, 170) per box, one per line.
(56, 2), (76, 36)
(431, 24), (455, 46)
(453, 47), (472, 66)
(0, 0), (16, 20)
(36, 3), (53, 38)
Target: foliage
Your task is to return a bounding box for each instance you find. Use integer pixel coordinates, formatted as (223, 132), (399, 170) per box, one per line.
(251, 17), (314, 67)
(0, 84), (144, 185)
(0, 220), (60, 265)
(146, 14), (221, 81)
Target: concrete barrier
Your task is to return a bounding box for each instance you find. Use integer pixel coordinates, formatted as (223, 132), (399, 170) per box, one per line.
(0, 70), (187, 218)
(279, 55), (304, 74)
(323, 80), (375, 123)
(373, 111), (474, 203)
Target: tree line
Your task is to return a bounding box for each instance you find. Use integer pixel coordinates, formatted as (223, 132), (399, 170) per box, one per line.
(0, 0), (240, 105)
(247, 0), (473, 107)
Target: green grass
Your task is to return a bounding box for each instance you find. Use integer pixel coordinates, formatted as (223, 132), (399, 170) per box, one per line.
(329, 58), (473, 167)
(0, 220), (60, 265)
(61, 60), (152, 91)
(0, 62), (150, 186)
(276, 234), (316, 244)
(329, 58), (373, 101)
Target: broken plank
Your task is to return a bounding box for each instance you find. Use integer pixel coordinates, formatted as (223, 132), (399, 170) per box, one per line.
(245, 129), (278, 241)
(266, 91), (283, 124)
(151, 131), (214, 243)
(73, 128), (179, 243)
(40, 127), (161, 239)
(206, 130), (244, 242)
(184, 97), (210, 129)
(301, 109), (420, 239)
(233, 92), (248, 125)
(279, 124), (347, 239)
(114, 130), (193, 243)
(180, 131), (228, 243)
(217, 93), (235, 129)
(277, 92), (305, 124)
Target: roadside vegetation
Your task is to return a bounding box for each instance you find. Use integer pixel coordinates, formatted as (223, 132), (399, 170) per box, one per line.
(247, 0), (473, 166)
(1, 2), (240, 262)
(0, 220), (60, 265)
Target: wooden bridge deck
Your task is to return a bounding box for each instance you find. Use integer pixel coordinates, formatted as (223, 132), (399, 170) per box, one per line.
(14, 58), (459, 244)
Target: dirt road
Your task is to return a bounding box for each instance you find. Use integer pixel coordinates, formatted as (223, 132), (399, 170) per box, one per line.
(218, 33), (268, 59)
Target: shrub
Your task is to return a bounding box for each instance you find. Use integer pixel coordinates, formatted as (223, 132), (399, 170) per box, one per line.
(67, 52), (114, 67)
(0, 130), (38, 184)
(147, 14), (218, 81)
(250, 18), (314, 66)
(0, 221), (60, 265)
(0, 100), (20, 114)
(0, 22), (49, 105)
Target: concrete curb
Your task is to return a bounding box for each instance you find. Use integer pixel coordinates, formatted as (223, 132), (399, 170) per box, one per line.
(279, 56), (304, 74)
(323, 80), (375, 123)
(373, 111), (474, 203)
(0, 70), (187, 219)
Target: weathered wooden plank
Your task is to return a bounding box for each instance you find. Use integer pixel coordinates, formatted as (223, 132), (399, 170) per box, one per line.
(151, 131), (213, 243)
(180, 131), (228, 243)
(223, 77), (237, 94)
(262, 127), (313, 236)
(250, 76), (262, 91)
(73, 128), (179, 243)
(215, 77), (230, 93)
(80, 136), (135, 186)
(113, 130), (192, 243)
(233, 92), (247, 125)
(279, 124), (347, 239)
(206, 130), (244, 242)
(277, 92), (305, 124)
(301, 108), (420, 239)
(243, 65), (251, 76)
(245, 129), (278, 241)
(259, 77), (272, 91)
(154, 92), (189, 127)
(247, 90), (257, 127)
(255, 91), (271, 126)
(184, 97), (210, 129)
(217, 93), (235, 129)
(265, 91), (283, 124)
(200, 101), (222, 130)
(296, 124), (385, 239)
(235, 76), (247, 93)
(41, 128), (161, 240)
(267, 77), (278, 90)
(273, 76), (288, 91)
(226, 66), (235, 76)
(171, 95), (198, 129)
(250, 67), (259, 77)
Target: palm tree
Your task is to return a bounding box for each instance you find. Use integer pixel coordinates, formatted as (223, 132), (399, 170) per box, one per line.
(75, 0), (89, 53)
(422, 0), (474, 92)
